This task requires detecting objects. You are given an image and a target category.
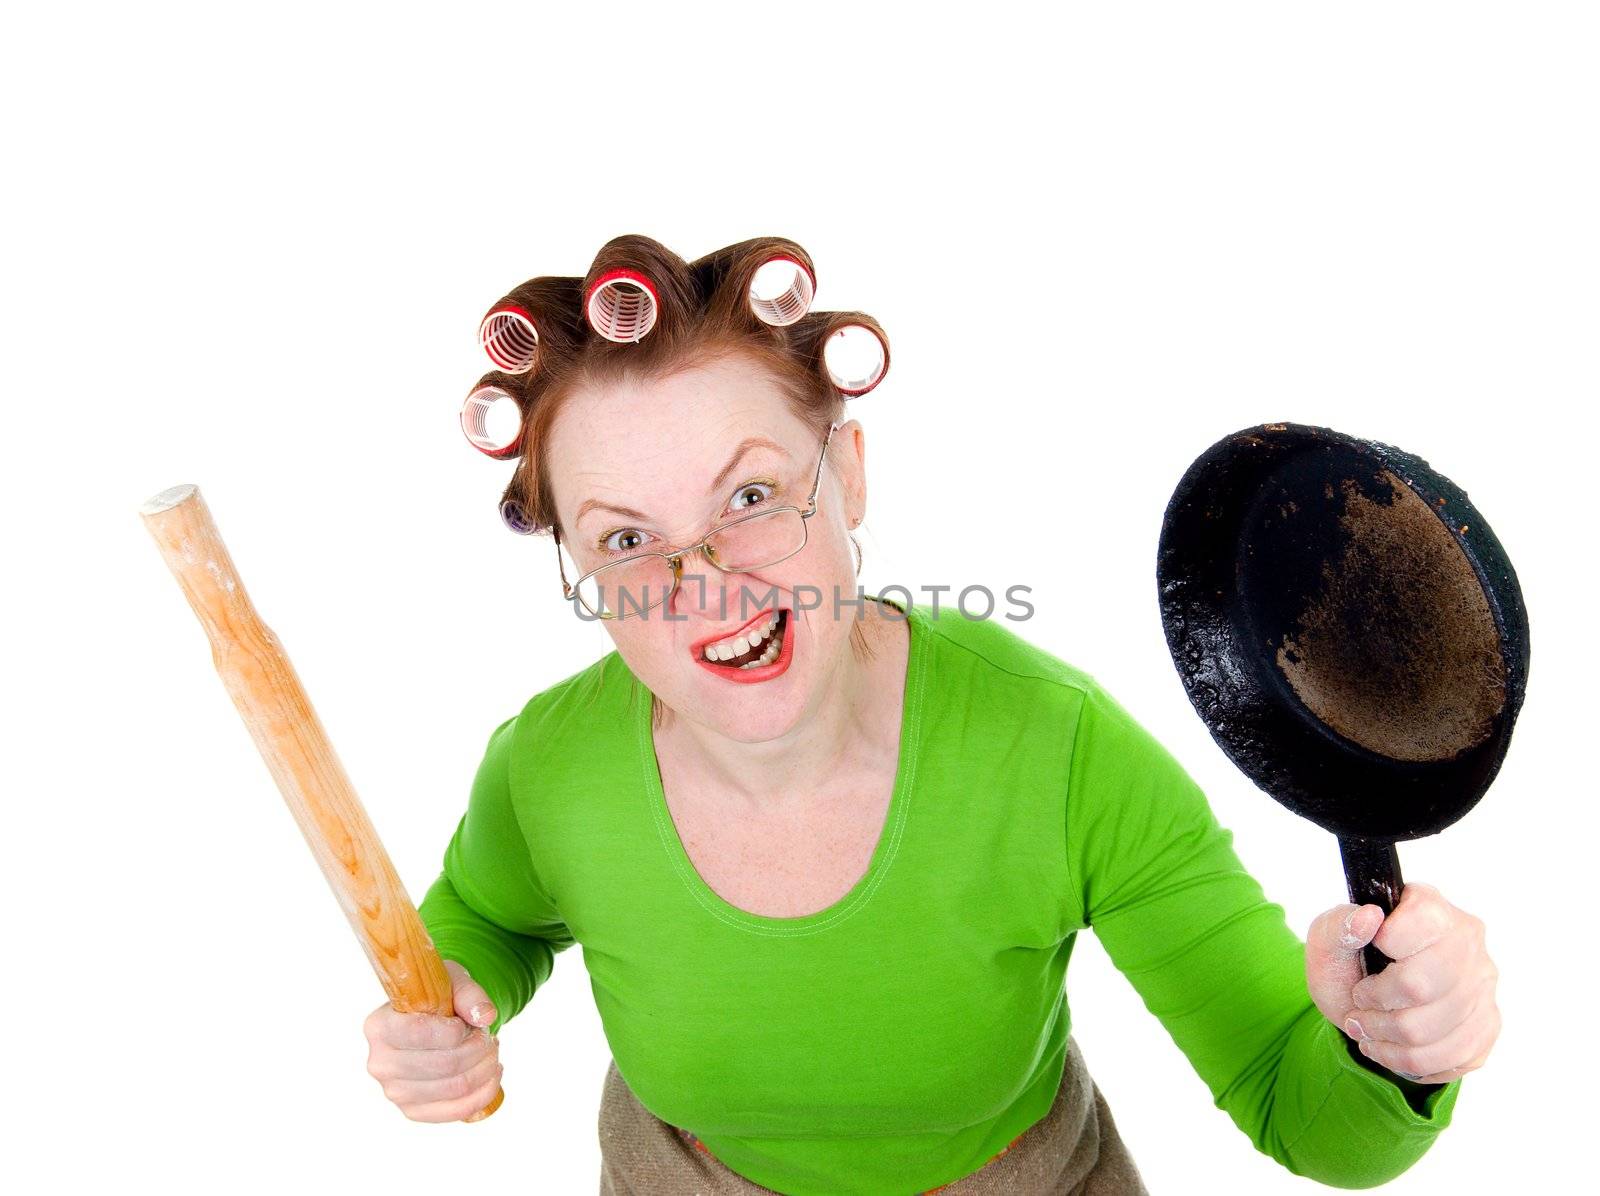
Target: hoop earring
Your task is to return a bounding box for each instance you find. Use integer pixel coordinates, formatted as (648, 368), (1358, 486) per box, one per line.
(850, 532), (863, 576)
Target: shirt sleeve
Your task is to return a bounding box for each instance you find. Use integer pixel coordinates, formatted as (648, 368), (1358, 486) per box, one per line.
(417, 714), (576, 1037)
(1064, 679), (1462, 1189)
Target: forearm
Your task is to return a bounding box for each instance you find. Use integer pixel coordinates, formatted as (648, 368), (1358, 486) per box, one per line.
(418, 871), (556, 1035)
(1269, 1013), (1462, 1189)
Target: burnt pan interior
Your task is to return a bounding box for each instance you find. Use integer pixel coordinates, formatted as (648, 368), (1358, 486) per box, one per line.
(1157, 423), (1529, 842)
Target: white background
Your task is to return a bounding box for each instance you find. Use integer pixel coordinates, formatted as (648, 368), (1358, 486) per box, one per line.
(4, 2), (1592, 1192)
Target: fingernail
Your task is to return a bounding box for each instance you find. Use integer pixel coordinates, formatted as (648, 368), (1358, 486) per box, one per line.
(470, 1003), (490, 1024)
(1344, 1017), (1364, 1040)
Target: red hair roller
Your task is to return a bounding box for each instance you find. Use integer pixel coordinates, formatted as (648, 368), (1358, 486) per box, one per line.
(478, 304), (540, 374)
(585, 268), (660, 343)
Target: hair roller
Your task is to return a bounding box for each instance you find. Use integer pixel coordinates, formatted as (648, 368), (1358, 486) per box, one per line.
(478, 276), (586, 374)
(583, 235), (697, 344)
(459, 375), (526, 459)
(748, 254), (816, 326)
(689, 237), (817, 331)
(824, 322), (889, 395)
(478, 304), (539, 374)
(498, 494), (541, 535)
(586, 268), (657, 342)
(790, 311), (891, 397)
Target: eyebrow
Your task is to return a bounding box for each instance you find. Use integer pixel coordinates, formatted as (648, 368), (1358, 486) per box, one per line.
(574, 436), (792, 528)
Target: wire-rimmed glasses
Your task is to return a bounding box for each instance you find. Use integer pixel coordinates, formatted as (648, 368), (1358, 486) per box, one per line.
(554, 422), (841, 619)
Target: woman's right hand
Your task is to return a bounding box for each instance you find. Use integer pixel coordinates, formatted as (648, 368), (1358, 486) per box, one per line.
(363, 959), (503, 1122)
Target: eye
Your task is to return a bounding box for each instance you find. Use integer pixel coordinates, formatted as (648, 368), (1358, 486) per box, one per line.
(600, 528), (652, 556)
(729, 481), (777, 513)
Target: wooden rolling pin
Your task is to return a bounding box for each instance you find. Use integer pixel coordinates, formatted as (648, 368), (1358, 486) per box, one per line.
(139, 483), (503, 1121)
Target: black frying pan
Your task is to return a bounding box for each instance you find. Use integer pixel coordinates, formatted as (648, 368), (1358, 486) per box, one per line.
(1155, 422), (1530, 975)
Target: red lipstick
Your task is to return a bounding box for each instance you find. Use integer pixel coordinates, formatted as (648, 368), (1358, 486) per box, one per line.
(691, 607), (795, 685)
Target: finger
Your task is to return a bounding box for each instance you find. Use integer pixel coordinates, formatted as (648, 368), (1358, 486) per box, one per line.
(1424, 1002), (1503, 1082)
(1368, 881), (1457, 964)
(1352, 915), (1478, 1011)
(384, 1048), (503, 1108)
(444, 960), (498, 1029)
(363, 1003), (395, 1043)
(1402, 1011), (1500, 1085)
(401, 1062), (506, 1123)
(1306, 903), (1381, 1017)
(382, 1009), (475, 1051)
(1398, 1062), (1464, 1085)
(368, 1026), (496, 1082)
(1311, 903), (1383, 957)
(1345, 971), (1487, 1047)
(1357, 985), (1492, 1080)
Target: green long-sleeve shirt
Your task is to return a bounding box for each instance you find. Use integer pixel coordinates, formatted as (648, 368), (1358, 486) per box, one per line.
(418, 596), (1460, 1193)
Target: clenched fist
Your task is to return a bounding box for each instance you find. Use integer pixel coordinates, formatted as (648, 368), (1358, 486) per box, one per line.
(363, 959), (503, 1122)
(1306, 881), (1500, 1085)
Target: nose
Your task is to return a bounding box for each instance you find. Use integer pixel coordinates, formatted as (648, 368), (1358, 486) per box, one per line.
(669, 543), (758, 624)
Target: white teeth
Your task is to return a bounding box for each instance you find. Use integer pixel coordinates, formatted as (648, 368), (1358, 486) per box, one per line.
(702, 612), (781, 661)
(738, 636), (783, 669)
(700, 611), (787, 667)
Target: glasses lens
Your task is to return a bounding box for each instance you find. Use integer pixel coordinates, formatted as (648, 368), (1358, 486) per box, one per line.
(705, 508), (806, 571)
(577, 555), (676, 618)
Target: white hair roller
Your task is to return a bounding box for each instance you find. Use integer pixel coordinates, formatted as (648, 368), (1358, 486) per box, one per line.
(747, 254), (817, 327)
(459, 384), (524, 459)
(824, 323), (890, 396)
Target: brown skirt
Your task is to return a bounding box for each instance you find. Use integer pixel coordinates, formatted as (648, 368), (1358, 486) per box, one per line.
(597, 1033), (1150, 1195)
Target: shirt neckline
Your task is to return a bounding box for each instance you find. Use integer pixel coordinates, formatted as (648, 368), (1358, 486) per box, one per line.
(633, 593), (930, 936)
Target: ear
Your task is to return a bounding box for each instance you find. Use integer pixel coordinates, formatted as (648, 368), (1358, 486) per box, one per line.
(834, 419), (868, 526)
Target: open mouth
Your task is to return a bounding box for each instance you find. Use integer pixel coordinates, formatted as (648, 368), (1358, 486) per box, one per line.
(697, 608), (789, 670)
(693, 605), (794, 685)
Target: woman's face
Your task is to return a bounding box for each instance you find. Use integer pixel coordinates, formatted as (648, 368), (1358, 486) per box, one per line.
(546, 352), (867, 743)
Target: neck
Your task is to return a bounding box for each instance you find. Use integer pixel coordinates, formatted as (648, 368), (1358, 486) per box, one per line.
(655, 598), (908, 810)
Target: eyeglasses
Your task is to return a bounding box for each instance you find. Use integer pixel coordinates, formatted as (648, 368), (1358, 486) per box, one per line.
(554, 422), (841, 620)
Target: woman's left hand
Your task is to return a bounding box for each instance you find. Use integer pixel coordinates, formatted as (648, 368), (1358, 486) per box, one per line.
(1306, 881), (1501, 1085)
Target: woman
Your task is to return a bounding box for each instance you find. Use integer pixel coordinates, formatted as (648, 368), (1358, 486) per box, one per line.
(362, 235), (1501, 1194)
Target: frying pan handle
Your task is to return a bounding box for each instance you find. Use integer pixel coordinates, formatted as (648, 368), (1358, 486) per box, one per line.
(1337, 837), (1404, 976)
